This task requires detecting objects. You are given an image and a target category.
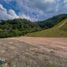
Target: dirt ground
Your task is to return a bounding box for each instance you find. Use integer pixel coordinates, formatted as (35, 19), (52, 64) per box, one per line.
(15, 37), (67, 58)
(0, 37), (67, 67)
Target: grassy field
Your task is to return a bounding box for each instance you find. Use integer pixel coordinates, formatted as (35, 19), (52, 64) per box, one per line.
(27, 19), (67, 37)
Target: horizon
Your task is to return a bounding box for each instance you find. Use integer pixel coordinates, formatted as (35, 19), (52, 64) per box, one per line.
(0, 0), (67, 21)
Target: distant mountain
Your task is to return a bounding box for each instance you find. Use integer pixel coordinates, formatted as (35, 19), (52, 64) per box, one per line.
(27, 14), (67, 37)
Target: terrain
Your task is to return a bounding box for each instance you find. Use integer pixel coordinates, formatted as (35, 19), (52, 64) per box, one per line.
(0, 14), (67, 67)
(0, 19), (41, 38)
(0, 14), (67, 38)
(27, 19), (67, 37)
(0, 37), (67, 67)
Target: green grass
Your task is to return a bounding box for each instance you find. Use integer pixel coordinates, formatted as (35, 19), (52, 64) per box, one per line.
(27, 19), (67, 37)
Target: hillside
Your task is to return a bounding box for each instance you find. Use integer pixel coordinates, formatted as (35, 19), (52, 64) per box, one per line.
(37, 14), (67, 29)
(0, 14), (67, 38)
(27, 19), (67, 37)
(0, 19), (41, 38)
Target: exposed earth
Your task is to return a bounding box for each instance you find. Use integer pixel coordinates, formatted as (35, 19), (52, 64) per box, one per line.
(0, 37), (67, 67)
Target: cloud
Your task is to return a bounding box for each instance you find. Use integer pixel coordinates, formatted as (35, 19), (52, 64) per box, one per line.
(64, 0), (67, 3)
(8, 9), (19, 18)
(1, 0), (67, 21)
(0, 4), (7, 13)
(0, 4), (19, 20)
(20, 14), (32, 21)
(44, 0), (55, 3)
(4, 0), (14, 3)
(12, 0), (57, 16)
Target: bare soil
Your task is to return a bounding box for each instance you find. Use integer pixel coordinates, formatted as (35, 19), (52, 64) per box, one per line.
(14, 37), (67, 57)
(0, 37), (67, 67)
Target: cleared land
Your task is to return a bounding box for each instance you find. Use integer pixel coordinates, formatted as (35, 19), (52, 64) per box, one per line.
(0, 37), (67, 67)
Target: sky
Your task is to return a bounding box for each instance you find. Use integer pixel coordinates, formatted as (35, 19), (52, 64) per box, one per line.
(0, 0), (67, 21)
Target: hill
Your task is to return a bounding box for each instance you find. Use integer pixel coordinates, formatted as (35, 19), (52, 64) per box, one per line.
(27, 19), (67, 37)
(0, 14), (67, 38)
(0, 19), (41, 38)
(37, 14), (67, 29)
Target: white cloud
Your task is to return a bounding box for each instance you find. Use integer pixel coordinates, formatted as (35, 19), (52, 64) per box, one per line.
(4, 0), (13, 3)
(0, 4), (7, 13)
(64, 0), (67, 3)
(8, 9), (19, 18)
(0, 4), (19, 20)
(20, 14), (32, 21)
(2, 0), (67, 21)
(0, 3), (35, 21)
(1, 0), (59, 21)
(44, 0), (55, 3)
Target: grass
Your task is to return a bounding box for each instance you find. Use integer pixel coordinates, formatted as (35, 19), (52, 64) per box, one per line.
(27, 19), (67, 37)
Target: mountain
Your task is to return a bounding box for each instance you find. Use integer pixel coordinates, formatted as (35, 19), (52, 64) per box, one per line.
(27, 14), (67, 37)
(0, 19), (41, 38)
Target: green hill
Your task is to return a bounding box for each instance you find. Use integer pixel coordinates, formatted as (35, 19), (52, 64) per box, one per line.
(0, 14), (67, 38)
(37, 14), (67, 29)
(0, 19), (41, 38)
(27, 19), (67, 37)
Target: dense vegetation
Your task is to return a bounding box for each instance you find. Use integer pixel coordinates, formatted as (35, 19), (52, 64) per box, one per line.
(0, 14), (67, 38)
(0, 19), (41, 38)
(37, 14), (67, 29)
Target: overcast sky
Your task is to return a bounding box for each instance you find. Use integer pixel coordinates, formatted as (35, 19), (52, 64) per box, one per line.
(0, 0), (67, 21)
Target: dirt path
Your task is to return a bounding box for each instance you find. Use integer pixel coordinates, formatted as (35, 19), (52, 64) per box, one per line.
(58, 20), (67, 28)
